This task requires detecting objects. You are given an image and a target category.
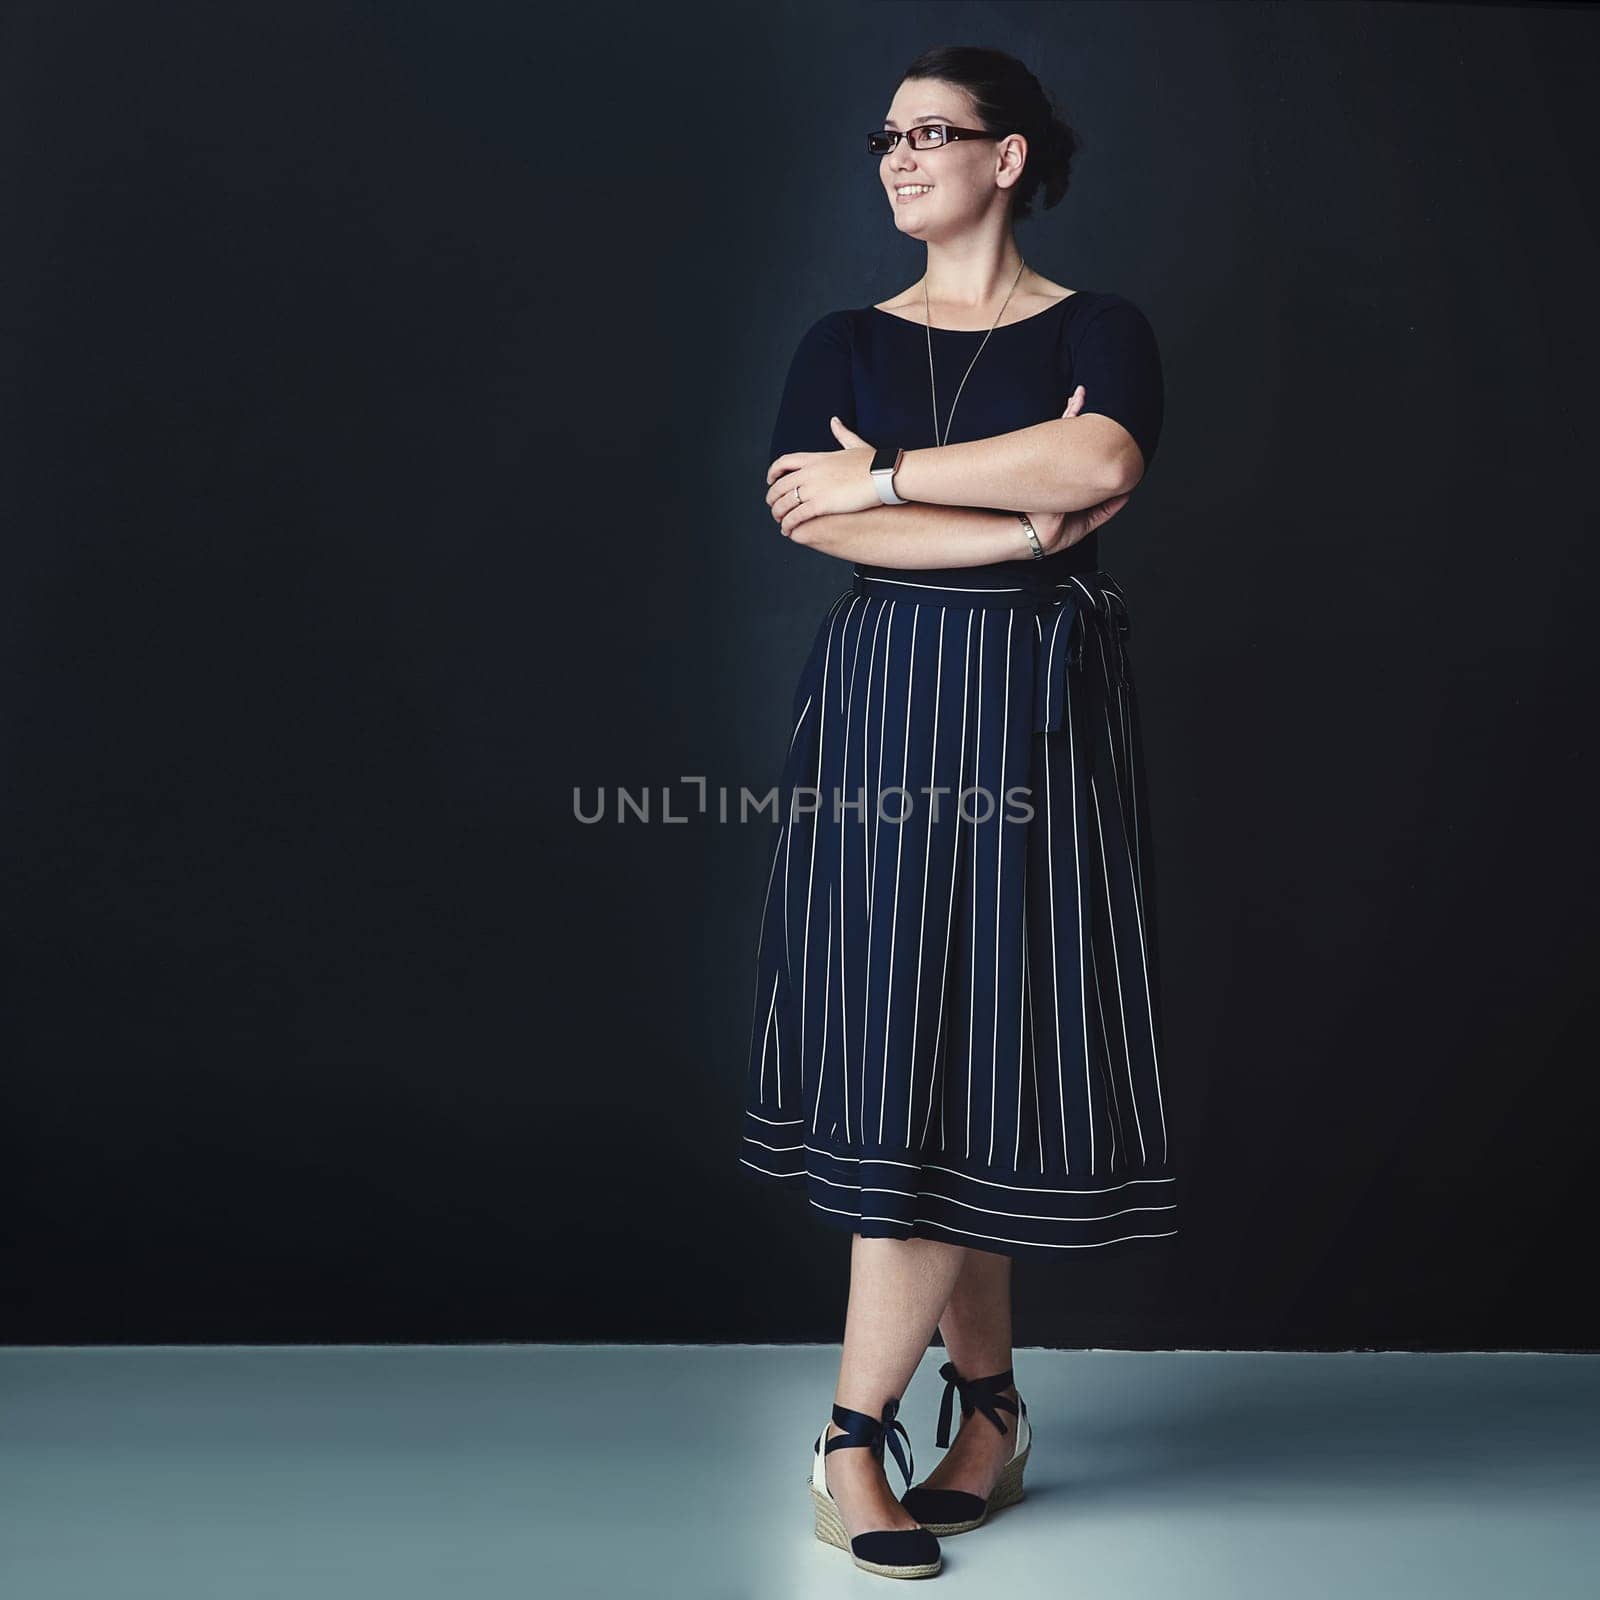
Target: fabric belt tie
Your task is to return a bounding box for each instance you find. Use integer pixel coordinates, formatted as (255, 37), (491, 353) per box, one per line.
(1032, 589), (1131, 736)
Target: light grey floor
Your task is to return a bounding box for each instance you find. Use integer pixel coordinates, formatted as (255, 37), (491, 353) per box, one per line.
(1, 1346), (1596, 1599)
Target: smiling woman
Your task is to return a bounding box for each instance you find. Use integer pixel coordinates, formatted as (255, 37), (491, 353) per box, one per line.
(742, 281), (1170, 1240)
(733, 43), (1178, 1581)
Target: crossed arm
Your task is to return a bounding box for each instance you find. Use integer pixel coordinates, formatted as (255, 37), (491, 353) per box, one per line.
(763, 402), (1146, 571)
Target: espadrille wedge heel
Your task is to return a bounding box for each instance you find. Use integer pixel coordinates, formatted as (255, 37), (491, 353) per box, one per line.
(898, 1362), (1031, 1535)
(809, 1397), (943, 1579)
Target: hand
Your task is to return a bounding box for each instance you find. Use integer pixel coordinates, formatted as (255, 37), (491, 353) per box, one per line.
(1023, 386), (1132, 555)
(765, 416), (879, 539)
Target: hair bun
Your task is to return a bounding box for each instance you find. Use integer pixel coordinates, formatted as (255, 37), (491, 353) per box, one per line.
(901, 46), (1081, 223)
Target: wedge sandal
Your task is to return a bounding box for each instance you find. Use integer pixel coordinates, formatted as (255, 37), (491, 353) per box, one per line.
(898, 1361), (1031, 1535)
(809, 1396), (943, 1578)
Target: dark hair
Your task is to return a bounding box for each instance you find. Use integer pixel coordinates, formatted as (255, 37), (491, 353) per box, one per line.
(900, 46), (1080, 224)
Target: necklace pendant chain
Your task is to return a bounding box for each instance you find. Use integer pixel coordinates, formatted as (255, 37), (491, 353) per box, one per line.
(926, 259), (1027, 447)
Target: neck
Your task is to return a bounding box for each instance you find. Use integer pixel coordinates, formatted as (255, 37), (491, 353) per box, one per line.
(919, 237), (1028, 312)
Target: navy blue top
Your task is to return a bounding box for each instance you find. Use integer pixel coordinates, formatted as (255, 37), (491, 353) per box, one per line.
(768, 289), (1164, 584)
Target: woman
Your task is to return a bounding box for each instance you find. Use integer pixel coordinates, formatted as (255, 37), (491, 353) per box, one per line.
(737, 45), (1176, 1579)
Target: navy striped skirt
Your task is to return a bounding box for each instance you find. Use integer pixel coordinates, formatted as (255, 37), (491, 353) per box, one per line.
(737, 558), (1178, 1260)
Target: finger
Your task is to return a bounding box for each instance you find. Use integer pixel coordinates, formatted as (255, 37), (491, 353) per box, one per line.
(1061, 384), (1086, 418)
(766, 472), (801, 511)
(767, 451), (812, 485)
(780, 501), (817, 539)
(772, 486), (805, 523)
(829, 415), (869, 448)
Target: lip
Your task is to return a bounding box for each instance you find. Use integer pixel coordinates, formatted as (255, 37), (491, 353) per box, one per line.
(893, 185), (934, 203)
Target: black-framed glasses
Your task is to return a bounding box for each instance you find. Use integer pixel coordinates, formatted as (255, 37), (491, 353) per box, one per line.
(867, 124), (999, 156)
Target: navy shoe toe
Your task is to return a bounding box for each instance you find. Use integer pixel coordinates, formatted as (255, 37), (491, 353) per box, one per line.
(850, 1526), (941, 1566)
(901, 1484), (987, 1522)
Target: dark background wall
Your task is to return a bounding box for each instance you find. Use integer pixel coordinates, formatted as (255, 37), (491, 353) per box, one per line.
(1, 0), (1594, 1349)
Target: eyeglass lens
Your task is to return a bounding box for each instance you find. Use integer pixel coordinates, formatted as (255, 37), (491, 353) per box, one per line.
(868, 126), (947, 154)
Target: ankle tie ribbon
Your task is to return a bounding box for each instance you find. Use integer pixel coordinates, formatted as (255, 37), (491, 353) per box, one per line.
(934, 1361), (1019, 1449)
(827, 1395), (915, 1490)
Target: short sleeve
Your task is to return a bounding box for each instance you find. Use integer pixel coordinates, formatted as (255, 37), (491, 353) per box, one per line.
(769, 311), (858, 462)
(1064, 297), (1165, 471)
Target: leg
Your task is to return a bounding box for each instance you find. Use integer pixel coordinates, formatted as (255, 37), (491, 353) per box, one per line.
(937, 1243), (1014, 1377)
(918, 1244), (1020, 1497)
(824, 1234), (966, 1536)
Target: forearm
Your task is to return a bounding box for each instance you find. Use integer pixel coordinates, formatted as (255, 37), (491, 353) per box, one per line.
(892, 417), (1120, 515)
(790, 500), (1040, 570)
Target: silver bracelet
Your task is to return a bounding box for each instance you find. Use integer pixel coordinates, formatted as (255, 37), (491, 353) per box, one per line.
(1017, 512), (1045, 559)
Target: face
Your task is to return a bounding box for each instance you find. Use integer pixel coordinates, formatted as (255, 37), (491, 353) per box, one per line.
(878, 79), (1023, 237)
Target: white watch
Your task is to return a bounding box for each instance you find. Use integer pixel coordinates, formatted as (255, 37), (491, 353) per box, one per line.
(870, 444), (908, 505)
